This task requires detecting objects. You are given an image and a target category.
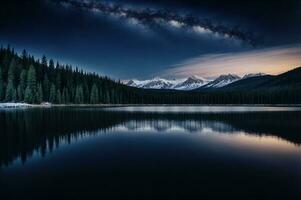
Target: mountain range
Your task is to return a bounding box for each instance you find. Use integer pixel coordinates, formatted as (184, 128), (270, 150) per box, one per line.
(124, 75), (210, 90)
(124, 73), (265, 90)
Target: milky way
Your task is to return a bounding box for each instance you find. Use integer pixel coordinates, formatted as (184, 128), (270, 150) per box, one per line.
(53, 0), (260, 46)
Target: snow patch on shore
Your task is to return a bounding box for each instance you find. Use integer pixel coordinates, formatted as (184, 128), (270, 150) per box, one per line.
(0, 102), (52, 109)
(0, 103), (32, 108)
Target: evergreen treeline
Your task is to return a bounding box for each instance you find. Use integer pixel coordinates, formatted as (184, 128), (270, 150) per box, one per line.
(0, 45), (138, 104)
(1, 45), (301, 104)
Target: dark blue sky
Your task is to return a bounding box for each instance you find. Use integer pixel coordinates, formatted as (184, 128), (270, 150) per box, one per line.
(1, 0), (301, 79)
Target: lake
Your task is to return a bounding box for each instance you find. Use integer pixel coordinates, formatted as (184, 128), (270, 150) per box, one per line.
(0, 106), (300, 199)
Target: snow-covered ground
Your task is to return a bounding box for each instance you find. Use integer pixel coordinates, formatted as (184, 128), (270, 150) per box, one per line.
(0, 103), (32, 108)
(0, 102), (52, 108)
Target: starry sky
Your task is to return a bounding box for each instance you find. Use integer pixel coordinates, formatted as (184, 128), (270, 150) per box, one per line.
(1, 0), (301, 79)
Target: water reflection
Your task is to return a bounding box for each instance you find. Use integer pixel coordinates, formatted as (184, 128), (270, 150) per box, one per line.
(0, 107), (300, 167)
(105, 105), (301, 113)
(1, 107), (301, 199)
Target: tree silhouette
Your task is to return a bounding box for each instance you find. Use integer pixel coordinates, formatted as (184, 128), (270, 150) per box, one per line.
(49, 84), (56, 103)
(36, 84), (43, 104)
(24, 66), (37, 103)
(0, 67), (3, 101)
(90, 84), (99, 104)
(5, 59), (16, 102)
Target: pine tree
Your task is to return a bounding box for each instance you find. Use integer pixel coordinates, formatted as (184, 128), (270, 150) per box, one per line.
(64, 88), (70, 104)
(75, 86), (80, 104)
(18, 69), (27, 101)
(98, 87), (103, 103)
(22, 49), (28, 62)
(75, 85), (84, 104)
(27, 66), (37, 90)
(43, 74), (50, 101)
(20, 69), (27, 86)
(24, 86), (33, 103)
(36, 84), (43, 104)
(90, 83), (99, 104)
(41, 55), (47, 67)
(105, 90), (111, 104)
(56, 72), (61, 90)
(0, 67), (3, 101)
(7, 58), (16, 83)
(83, 82), (89, 103)
(49, 59), (55, 82)
(111, 89), (116, 104)
(61, 88), (66, 104)
(5, 59), (16, 102)
(24, 65), (37, 103)
(49, 84), (56, 103)
(80, 86), (84, 103)
(5, 80), (15, 102)
(56, 89), (61, 104)
(2, 52), (10, 73)
(12, 89), (17, 102)
(17, 85), (23, 101)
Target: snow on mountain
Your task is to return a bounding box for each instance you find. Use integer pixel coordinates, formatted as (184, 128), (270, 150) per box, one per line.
(142, 78), (175, 89)
(204, 74), (241, 88)
(242, 73), (266, 79)
(173, 76), (210, 90)
(124, 76), (208, 90)
(125, 77), (179, 89)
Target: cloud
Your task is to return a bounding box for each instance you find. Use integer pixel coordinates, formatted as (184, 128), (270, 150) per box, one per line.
(163, 44), (301, 78)
(52, 0), (259, 45)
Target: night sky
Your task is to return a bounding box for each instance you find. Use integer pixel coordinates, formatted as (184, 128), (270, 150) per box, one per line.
(1, 0), (301, 79)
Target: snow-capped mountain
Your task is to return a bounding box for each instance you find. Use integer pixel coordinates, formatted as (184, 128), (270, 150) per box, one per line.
(203, 74), (241, 88)
(124, 76), (209, 90)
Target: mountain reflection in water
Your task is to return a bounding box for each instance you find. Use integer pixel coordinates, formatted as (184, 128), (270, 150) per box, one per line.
(0, 107), (300, 199)
(1, 107), (300, 166)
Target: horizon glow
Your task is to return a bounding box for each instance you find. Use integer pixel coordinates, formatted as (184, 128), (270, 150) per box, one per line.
(161, 44), (301, 78)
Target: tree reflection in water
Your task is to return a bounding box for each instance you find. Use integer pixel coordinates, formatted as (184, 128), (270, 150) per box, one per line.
(0, 107), (301, 166)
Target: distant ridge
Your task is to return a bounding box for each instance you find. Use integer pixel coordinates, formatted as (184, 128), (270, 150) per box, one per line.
(221, 66), (301, 91)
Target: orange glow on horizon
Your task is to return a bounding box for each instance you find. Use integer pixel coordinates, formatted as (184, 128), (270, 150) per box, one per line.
(165, 44), (301, 78)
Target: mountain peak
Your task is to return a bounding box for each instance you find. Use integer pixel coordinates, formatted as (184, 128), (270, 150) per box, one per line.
(203, 74), (241, 88)
(174, 76), (209, 90)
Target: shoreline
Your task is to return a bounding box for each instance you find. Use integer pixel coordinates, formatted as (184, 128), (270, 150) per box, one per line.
(1, 103), (301, 108)
(52, 104), (301, 107)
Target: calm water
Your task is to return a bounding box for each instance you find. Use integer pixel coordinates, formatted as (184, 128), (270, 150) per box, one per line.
(0, 106), (300, 199)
